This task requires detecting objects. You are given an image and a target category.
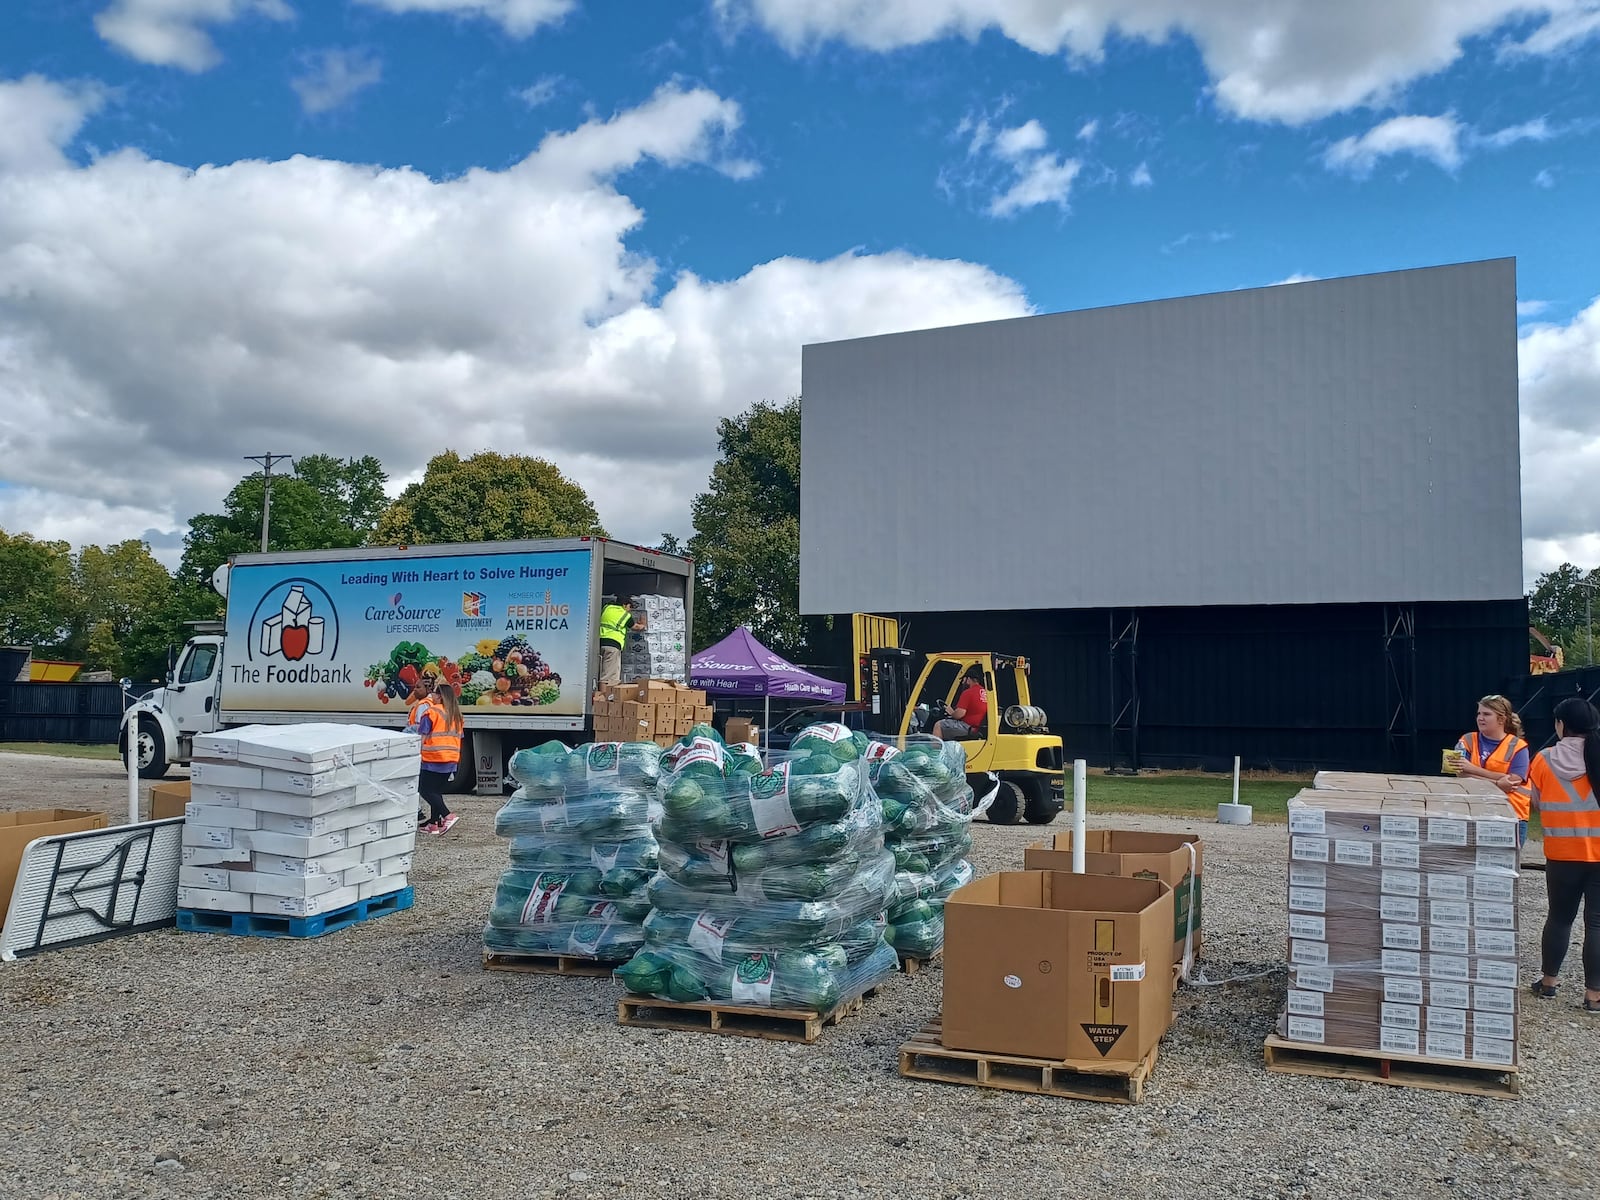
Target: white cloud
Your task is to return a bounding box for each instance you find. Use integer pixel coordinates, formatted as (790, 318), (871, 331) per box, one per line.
(0, 76), (108, 174)
(1535, 167), (1558, 187)
(989, 155), (1081, 216)
(1161, 229), (1232, 254)
(0, 78), (1029, 558)
(993, 120), (1049, 160)
(1129, 161), (1152, 186)
(95, 1), (292, 72)
(1518, 299), (1551, 316)
(949, 112), (1081, 216)
(1323, 114), (1464, 176)
(1269, 272), (1320, 286)
(291, 49), (383, 116)
(355, 0), (577, 37)
(1519, 295), (1600, 578)
(1477, 117), (1556, 148)
(1077, 118), (1099, 141)
(714, 1), (1600, 124)
(518, 77), (561, 108)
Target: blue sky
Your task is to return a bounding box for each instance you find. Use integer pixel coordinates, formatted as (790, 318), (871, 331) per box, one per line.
(2, 1), (1599, 581)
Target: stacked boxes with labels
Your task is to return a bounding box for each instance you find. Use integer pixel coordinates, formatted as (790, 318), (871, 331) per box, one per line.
(621, 594), (688, 682)
(1282, 790), (1520, 1069)
(177, 724), (421, 919)
(594, 679), (712, 749)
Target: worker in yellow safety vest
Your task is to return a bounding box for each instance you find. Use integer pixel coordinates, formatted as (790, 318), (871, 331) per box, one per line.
(597, 596), (637, 686)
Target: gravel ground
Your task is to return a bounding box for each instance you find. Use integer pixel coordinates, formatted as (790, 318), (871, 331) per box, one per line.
(1, 752), (1596, 1200)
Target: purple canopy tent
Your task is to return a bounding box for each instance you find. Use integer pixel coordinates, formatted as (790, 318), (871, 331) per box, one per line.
(690, 627), (847, 747)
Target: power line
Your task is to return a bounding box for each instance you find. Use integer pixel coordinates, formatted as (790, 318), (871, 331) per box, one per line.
(243, 453), (294, 552)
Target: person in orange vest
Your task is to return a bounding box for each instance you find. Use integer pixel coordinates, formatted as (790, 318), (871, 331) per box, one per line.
(1525, 696), (1600, 1012)
(406, 677), (435, 826)
(412, 679), (464, 835)
(1452, 694), (1531, 845)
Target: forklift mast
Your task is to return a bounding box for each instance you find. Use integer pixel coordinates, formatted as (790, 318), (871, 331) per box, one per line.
(864, 646), (916, 736)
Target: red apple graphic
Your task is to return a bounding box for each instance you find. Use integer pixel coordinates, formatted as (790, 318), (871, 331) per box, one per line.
(281, 625), (311, 661)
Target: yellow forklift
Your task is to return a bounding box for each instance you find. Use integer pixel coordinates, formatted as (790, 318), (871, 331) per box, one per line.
(854, 616), (1065, 824)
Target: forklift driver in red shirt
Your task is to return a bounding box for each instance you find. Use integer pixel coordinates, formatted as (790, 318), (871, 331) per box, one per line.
(935, 666), (988, 740)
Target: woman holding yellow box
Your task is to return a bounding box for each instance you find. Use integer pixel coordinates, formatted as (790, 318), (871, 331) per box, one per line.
(1452, 694), (1531, 845)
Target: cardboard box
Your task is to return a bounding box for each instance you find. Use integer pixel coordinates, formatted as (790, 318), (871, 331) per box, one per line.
(149, 780), (191, 821)
(724, 717), (757, 745)
(1024, 830), (1203, 965)
(942, 871), (1175, 1065)
(674, 718), (694, 736)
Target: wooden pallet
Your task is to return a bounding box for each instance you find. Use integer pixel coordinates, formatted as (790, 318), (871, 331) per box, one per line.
(897, 1018), (1157, 1104)
(898, 949), (942, 977)
(617, 988), (875, 1044)
(176, 887), (413, 939)
(481, 950), (625, 977)
(1263, 1033), (1520, 1100)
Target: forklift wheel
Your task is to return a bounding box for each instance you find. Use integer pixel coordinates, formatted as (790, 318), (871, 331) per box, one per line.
(987, 781), (1025, 825)
(1020, 778), (1062, 825)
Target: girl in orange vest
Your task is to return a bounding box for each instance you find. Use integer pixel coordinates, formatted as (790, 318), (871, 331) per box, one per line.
(1525, 696), (1600, 1012)
(1452, 694), (1531, 845)
(415, 680), (464, 835)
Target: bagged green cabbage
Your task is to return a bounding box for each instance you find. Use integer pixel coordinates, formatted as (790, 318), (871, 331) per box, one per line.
(506, 834), (658, 897)
(645, 848), (895, 942)
(617, 937), (898, 1014)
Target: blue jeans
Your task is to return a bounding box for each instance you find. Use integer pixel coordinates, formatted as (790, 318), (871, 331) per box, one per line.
(1519, 820), (1528, 848)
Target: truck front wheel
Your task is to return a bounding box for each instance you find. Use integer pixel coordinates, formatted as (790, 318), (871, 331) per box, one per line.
(124, 716), (169, 780)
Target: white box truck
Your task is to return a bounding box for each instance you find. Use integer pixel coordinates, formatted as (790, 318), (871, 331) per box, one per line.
(119, 538), (694, 793)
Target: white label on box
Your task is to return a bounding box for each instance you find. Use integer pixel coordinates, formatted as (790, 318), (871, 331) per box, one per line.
(1475, 929), (1517, 958)
(1289, 887), (1326, 914)
(1287, 1015), (1325, 1044)
(1385, 977), (1424, 1005)
(186, 825), (233, 849)
(1288, 989), (1325, 1016)
(1289, 913), (1326, 940)
(1427, 1006), (1468, 1036)
(1476, 847), (1518, 874)
(1384, 923), (1422, 951)
(178, 865), (231, 889)
(1429, 926), (1470, 956)
(1291, 939), (1330, 966)
(181, 846), (250, 866)
(1430, 954), (1470, 981)
(1335, 839), (1375, 866)
(383, 815), (417, 837)
(1382, 1003), (1420, 1030)
(1473, 874), (1515, 903)
(1383, 870), (1421, 897)
(1292, 836), (1330, 863)
(1476, 960), (1519, 988)
(1430, 900), (1471, 927)
(176, 887), (250, 913)
(342, 861), (380, 887)
(1382, 949), (1421, 976)
(1381, 895), (1421, 923)
(1289, 863), (1327, 888)
(1380, 1026), (1419, 1055)
(1002, 974), (1022, 990)
(1430, 981), (1471, 1009)
(1427, 873), (1469, 900)
(1109, 963), (1146, 982)
(378, 853), (412, 876)
(1472, 1038), (1515, 1066)
(1425, 1031), (1467, 1061)
(1427, 818), (1469, 847)
(1473, 1011), (1516, 1041)
(1476, 820), (1518, 848)
(1295, 966), (1335, 993)
(1475, 902), (1516, 931)
(1382, 842), (1421, 869)
(1288, 807), (1326, 835)
(1381, 815), (1420, 842)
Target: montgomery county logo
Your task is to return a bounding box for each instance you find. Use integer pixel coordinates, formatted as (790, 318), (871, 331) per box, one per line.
(462, 591), (487, 617)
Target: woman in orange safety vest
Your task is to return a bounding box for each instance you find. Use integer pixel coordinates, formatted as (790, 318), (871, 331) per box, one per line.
(1452, 695), (1531, 845)
(413, 680), (464, 835)
(1525, 696), (1600, 1013)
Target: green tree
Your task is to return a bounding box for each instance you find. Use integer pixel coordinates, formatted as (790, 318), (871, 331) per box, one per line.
(0, 528), (77, 649)
(654, 533), (686, 556)
(687, 397), (823, 659)
(179, 455), (389, 586)
(374, 451), (605, 545)
(72, 540), (174, 673)
(1529, 562), (1600, 665)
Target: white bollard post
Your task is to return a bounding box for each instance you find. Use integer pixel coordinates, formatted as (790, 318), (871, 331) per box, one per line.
(1072, 759), (1087, 873)
(122, 678), (139, 826)
(1217, 754), (1253, 825)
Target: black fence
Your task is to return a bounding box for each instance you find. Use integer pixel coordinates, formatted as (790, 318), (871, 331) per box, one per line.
(1505, 668), (1600, 753)
(0, 683), (139, 744)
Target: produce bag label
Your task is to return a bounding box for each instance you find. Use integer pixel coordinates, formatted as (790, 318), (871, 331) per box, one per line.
(672, 737), (726, 774)
(730, 953), (776, 1005)
(804, 723), (852, 743)
(748, 762), (801, 839)
(590, 843), (622, 871)
(863, 741), (898, 762)
(520, 874), (567, 925)
(693, 839), (731, 875)
(585, 743), (622, 779)
(567, 903), (619, 956)
(538, 796), (570, 833)
(688, 912), (735, 960)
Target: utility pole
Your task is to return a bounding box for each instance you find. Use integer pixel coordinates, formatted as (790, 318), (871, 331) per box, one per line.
(244, 453), (293, 552)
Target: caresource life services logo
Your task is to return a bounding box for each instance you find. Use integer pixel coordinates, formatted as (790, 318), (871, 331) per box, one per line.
(462, 591), (487, 618)
(247, 580), (341, 664)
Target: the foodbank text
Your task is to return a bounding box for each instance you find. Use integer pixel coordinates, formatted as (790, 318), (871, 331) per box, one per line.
(232, 663), (354, 685)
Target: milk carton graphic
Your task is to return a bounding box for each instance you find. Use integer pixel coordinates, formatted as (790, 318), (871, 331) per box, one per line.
(260, 585), (325, 662)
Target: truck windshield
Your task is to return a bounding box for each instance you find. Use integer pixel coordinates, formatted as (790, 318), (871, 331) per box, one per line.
(179, 644), (218, 684)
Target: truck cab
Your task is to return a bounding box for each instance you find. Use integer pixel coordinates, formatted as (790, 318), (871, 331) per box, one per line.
(121, 630), (225, 778)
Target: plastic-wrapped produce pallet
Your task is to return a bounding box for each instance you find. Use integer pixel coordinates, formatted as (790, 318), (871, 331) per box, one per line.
(866, 736), (989, 971)
(615, 723), (899, 1042)
(175, 723), (420, 938)
(1263, 788), (1521, 1099)
(481, 740), (663, 973)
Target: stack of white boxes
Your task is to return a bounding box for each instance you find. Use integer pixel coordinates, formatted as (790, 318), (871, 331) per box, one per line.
(178, 724), (421, 919)
(622, 593), (688, 682)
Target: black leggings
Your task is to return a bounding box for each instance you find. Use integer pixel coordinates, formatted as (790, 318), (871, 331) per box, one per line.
(418, 767), (453, 823)
(1541, 860), (1600, 990)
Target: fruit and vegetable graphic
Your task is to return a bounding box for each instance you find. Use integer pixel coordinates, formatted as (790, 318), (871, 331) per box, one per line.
(364, 634), (561, 708)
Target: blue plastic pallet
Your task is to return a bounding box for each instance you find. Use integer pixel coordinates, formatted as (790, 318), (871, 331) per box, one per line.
(176, 887), (413, 939)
